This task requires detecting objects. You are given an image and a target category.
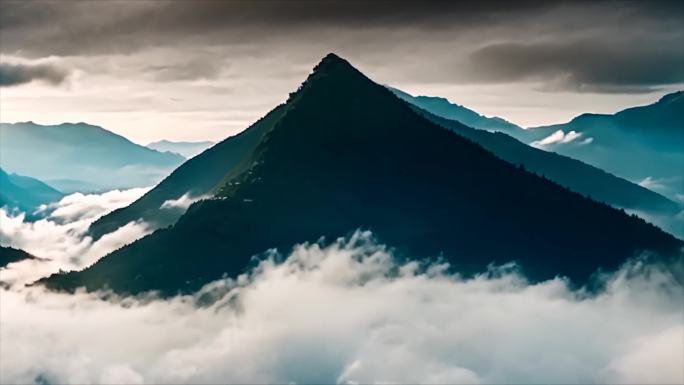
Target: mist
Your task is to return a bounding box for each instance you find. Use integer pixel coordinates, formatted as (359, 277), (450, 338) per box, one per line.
(0, 188), (151, 287)
(1, 232), (682, 384)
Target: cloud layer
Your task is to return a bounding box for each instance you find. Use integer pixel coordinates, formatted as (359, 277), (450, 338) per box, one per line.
(2, 1), (680, 94)
(465, 40), (684, 93)
(1, 232), (682, 384)
(160, 193), (209, 211)
(531, 129), (592, 147)
(0, 188), (151, 286)
(1, 1), (682, 142)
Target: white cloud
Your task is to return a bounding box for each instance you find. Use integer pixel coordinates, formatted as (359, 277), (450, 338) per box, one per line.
(160, 193), (210, 211)
(561, 130), (582, 143)
(0, 188), (151, 287)
(35, 187), (151, 223)
(579, 136), (594, 145)
(639, 176), (668, 192)
(602, 326), (684, 384)
(0, 232), (681, 384)
(534, 129), (565, 146)
(532, 129), (586, 147)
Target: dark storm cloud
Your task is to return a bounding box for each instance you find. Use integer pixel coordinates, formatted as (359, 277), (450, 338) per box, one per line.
(0, 0), (682, 93)
(465, 39), (684, 93)
(0, 62), (69, 87)
(145, 59), (225, 82)
(0, 1), (539, 56)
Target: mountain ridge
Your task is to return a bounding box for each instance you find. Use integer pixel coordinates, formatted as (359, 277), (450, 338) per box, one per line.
(389, 87), (525, 135)
(0, 246), (36, 269)
(146, 140), (215, 158)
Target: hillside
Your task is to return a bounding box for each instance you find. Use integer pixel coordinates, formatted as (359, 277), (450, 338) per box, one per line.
(0, 246), (36, 269)
(44, 54), (683, 295)
(88, 107), (287, 239)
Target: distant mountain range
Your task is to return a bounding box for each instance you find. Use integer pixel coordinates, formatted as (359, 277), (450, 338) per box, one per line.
(44, 54), (682, 296)
(389, 87), (525, 136)
(524, 91), (684, 201)
(147, 140), (215, 159)
(392, 89), (678, 216)
(0, 122), (186, 193)
(0, 167), (63, 215)
(389, 89), (684, 201)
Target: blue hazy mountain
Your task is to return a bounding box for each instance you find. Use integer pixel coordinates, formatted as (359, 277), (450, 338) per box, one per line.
(0, 122), (186, 193)
(44, 54), (681, 295)
(146, 140), (215, 159)
(525, 91), (684, 201)
(390, 87), (525, 136)
(0, 167), (64, 214)
(391, 88), (678, 216)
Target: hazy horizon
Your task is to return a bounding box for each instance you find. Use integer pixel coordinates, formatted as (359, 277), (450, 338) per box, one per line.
(2, 84), (682, 145)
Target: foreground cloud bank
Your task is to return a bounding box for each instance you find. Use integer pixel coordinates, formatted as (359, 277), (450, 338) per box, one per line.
(0, 188), (151, 286)
(1, 232), (682, 384)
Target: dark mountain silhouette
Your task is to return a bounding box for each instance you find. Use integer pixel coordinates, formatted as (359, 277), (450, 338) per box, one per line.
(0, 246), (36, 269)
(524, 91), (684, 201)
(0, 122), (186, 193)
(0, 167), (64, 214)
(44, 54), (683, 295)
(147, 140), (215, 159)
(392, 89), (678, 217)
(390, 87), (525, 135)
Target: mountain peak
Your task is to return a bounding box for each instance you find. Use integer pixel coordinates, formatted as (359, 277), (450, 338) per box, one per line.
(286, 53), (370, 103)
(317, 52), (345, 65)
(312, 53), (356, 76)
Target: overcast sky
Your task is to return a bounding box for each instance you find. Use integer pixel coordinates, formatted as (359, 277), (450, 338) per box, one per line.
(1, 0), (682, 143)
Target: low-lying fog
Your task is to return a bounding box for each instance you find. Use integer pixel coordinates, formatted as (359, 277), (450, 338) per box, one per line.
(1, 190), (682, 384)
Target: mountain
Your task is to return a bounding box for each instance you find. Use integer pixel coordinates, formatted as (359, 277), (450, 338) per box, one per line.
(392, 89), (679, 217)
(147, 140), (215, 158)
(87, 107), (286, 240)
(524, 91), (684, 201)
(390, 87), (525, 136)
(89, 89), (681, 242)
(0, 167), (64, 214)
(0, 246), (35, 269)
(0, 122), (186, 193)
(43, 54), (682, 296)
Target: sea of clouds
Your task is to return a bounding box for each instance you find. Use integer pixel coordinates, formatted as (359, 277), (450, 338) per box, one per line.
(0, 190), (683, 384)
(0, 188), (151, 286)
